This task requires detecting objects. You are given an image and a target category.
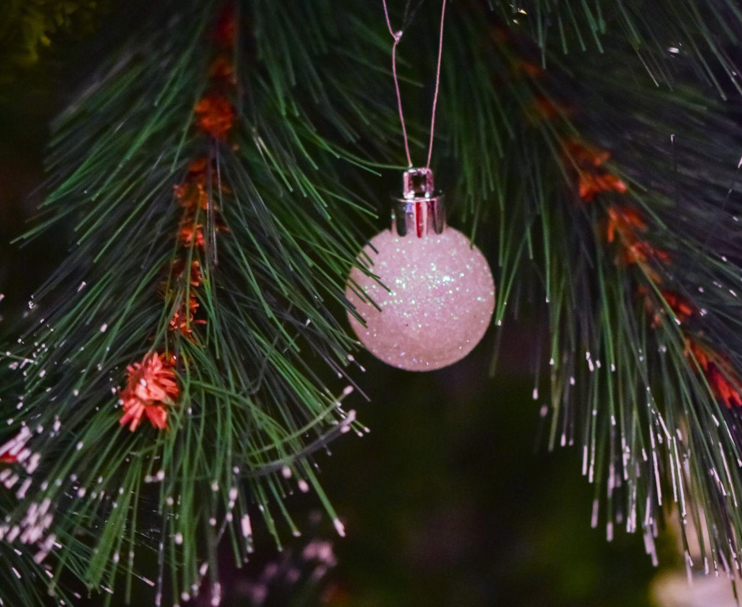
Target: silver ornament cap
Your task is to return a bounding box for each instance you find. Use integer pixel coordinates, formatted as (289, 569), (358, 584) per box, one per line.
(392, 167), (446, 238)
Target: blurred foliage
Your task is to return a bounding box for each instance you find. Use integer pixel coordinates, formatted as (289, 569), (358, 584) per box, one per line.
(0, 0), (108, 78)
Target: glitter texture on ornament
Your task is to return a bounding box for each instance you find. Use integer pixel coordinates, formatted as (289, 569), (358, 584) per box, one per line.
(346, 227), (495, 371)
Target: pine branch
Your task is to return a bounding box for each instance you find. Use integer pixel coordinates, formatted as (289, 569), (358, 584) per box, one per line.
(486, 0), (742, 98)
(447, 1), (742, 578)
(0, 1), (390, 602)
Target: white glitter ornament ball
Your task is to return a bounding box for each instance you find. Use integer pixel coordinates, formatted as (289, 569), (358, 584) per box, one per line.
(346, 227), (495, 371)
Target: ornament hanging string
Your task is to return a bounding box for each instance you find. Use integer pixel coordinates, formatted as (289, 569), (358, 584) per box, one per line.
(381, 0), (448, 169)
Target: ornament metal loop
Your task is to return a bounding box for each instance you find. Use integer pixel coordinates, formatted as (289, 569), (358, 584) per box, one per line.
(391, 168), (446, 238)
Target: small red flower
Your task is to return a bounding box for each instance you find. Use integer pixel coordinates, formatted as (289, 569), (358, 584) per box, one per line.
(660, 291), (695, 322)
(187, 157), (209, 175)
(639, 287), (696, 327)
(606, 206), (646, 243)
(565, 140), (627, 202)
(708, 366), (742, 408)
(170, 293), (206, 339)
(686, 339), (742, 408)
(210, 56), (236, 84)
(606, 206), (669, 279)
(623, 240), (671, 266)
(565, 140), (610, 168)
(185, 260), (203, 287)
(174, 181), (209, 213)
(194, 94), (235, 140)
(179, 222), (205, 248)
(0, 453), (17, 464)
(606, 206), (647, 242)
(119, 352), (180, 431)
(578, 172), (627, 202)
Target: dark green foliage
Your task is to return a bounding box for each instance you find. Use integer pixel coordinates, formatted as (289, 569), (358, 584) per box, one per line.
(443, 0), (742, 586)
(2, 0), (385, 602)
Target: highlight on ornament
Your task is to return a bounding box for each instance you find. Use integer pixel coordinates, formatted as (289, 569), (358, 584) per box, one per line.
(346, 168), (495, 371)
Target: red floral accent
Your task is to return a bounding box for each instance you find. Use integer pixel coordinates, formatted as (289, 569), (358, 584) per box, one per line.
(578, 173), (628, 202)
(194, 94), (235, 140)
(170, 293), (206, 339)
(173, 158), (230, 214)
(119, 352), (179, 431)
(185, 260), (203, 287)
(179, 222), (205, 248)
(686, 339), (742, 408)
(0, 453), (17, 464)
(123, 13), (237, 435)
(566, 140), (627, 202)
(566, 140), (610, 168)
(174, 160), (210, 212)
(659, 291), (695, 322)
(174, 181), (209, 212)
(639, 286), (696, 327)
(606, 206), (645, 241)
(623, 240), (671, 266)
(606, 206), (670, 276)
(187, 157), (209, 174)
(210, 56), (236, 84)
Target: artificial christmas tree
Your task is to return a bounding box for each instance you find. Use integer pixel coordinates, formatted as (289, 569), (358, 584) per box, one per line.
(3, 0), (742, 605)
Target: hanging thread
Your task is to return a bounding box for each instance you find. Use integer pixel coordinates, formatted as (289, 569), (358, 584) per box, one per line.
(381, 0), (448, 169)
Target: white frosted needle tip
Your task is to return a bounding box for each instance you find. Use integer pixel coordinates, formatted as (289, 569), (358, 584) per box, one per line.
(333, 518), (346, 538)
